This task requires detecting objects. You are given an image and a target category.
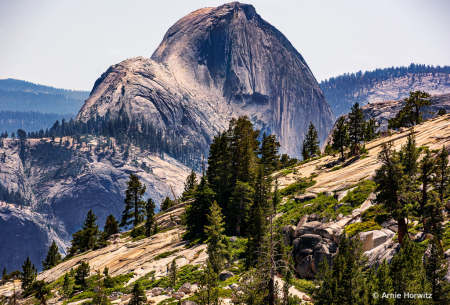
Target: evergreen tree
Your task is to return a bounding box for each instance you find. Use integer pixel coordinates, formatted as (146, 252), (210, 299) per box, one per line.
(92, 286), (111, 305)
(398, 130), (420, 178)
(389, 236), (428, 304)
(435, 146), (450, 203)
(194, 262), (221, 305)
(128, 282), (147, 305)
(438, 108), (447, 116)
(81, 210), (99, 251)
(2, 267), (7, 280)
(144, 198), (156, 237)
(332, 116), (349, 158)
(259, 132), (280, 175)
(229, 181), (254, 236)
(302, 122), (320, 160)
(418, 150), (436, 230)
(232, 268), (269, 304)
(42, 240), (62, 270)
(207, 131), (232, 214)
(364, 118), (380, 142)
(228, 116), (260, 193)
(314, 260), (335, 305)
(375, 260), (393, 305)
(389, 90), (432, 129)
(103, 215), (119, 240)
(348, 102), (365, 155)
(62, 272), (72, 299)
(424, 237), (450, 304)
(74, 261), (90, 289)
(184, 175), (215, 237)
(204, 201), (227, 274)
(374, 141), (409, 245)
(180, 170), (198, 202)
(245, 199), (266, 269)
(21, 257), (37, 290)
(32, 280), (50, 305)
(168, 259), (177, 288)
(121, 173), (146, 228)
(160, 196), (175, 212)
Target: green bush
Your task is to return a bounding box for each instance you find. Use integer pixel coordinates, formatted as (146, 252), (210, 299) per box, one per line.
(130, 226), (145, 238)
(67, 291), (96, 303)
(330, 166), (342, 171)
(344, 220), (381, 237)
(154, 250), (180, 261)
(361, 205), (389, 224)
(278, 180), (316, 197)
(340, 180), (376, 206)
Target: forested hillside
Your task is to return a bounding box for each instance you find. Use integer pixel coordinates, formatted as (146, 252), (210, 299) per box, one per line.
(320, 64), (450, 117)
(0, 79), (88, 114)
(0, 111), (74, 136)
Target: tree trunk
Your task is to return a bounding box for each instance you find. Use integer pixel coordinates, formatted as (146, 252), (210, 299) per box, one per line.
(397, 218), (407, 245)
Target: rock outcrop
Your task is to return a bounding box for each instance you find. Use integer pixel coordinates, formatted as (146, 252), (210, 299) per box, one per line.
(76, 2), (335, 158)
(0, 137), (191, 273)
(323, 93), (450, 149)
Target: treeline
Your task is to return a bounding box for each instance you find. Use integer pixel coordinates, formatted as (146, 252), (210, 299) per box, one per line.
(320, 63), (450, 116)
(0, 110), (74, 135)
(0, 89), (84, 115)
(0, 78), (89, 101)
(1, 111), (205, 169)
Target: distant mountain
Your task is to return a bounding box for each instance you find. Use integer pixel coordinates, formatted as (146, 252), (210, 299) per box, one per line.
(77, 2), (335, 159)
(0, 110), (74, 135)
(320, 64), (450, 117)
(0, 79), (89, 114)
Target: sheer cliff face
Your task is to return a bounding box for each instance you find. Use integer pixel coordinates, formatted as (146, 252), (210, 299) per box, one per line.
(0, 138), (191, 273)
(77, 2), (335, 158)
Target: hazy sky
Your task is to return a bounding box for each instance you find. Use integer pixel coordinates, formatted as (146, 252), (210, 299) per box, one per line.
(1, 0), (449, 91)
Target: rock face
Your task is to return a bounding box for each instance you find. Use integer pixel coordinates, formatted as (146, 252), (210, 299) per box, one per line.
(322, 72), (450, 117)
(323, 93), (450, 149)
(76, 2), (335, 158)
(0, 138), (191, 273)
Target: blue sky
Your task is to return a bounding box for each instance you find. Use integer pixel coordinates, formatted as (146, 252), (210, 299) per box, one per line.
(0, 0), (449, 91)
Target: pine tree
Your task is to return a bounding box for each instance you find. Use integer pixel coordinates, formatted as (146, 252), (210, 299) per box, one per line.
(120, 173), (146, 228)
(128, 283), (147, 305)
(207, 131), (232, 214)
(435, 146), (450, 203)
(185, 175), (215, 237)
(259, 132), (280, 175)
(145, 198), (156, 237)
(194, 262), (221, 305)
(103, 215), (119, 240)
(364, 118), (379, 142)
(302, 122), (320, 160)
(389, 236), (428, 304)
(181, 170), (198, 202)
(438, 108), (447, 116)
(313, 259), (335, 305)
(32, 280), (50, 305)
(418, 150), (436, 231)
(62, 272), (72, 299)
(348, 103), (365, 155)
(375, 260), (393, 305)
(424, 237), (450, 304)
(168, 259), (177, 288)
(229, 181), (254, 236)
(2, 267), (7, 280)
(42, 240), (62, 270)
(332, 116), (349, 158)
(81, 210), (99, 251)
(21, 257), (37, 290)
(74, 261), (90, 289)
(398, 130), (420, 178)
(160, 196), (175, 212)
(231, 268), (269, 304)
(388, 90), (432, 128)
(204, 201), (227, 274)
(92, 286), (111, 305)
(245, 199), (266, 269)
(374, 141), (409, 245)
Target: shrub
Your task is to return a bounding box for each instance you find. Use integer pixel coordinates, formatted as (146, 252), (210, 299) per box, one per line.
(278, 180), (316, 197)
(154, 250), (180, 261)
(344, 220), (381, 237)
(130, 226), (145, 238)
(340, 180), (376, 206)
(330, 166), (342, 171)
